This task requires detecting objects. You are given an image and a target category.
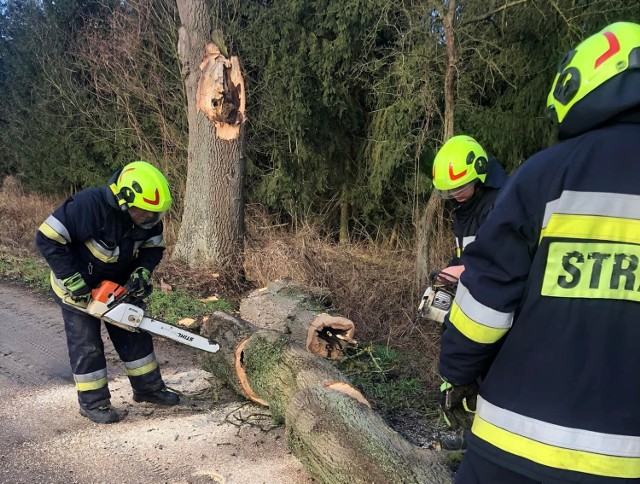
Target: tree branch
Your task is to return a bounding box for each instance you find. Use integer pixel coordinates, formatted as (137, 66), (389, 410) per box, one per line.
(461, 0), (529, 26)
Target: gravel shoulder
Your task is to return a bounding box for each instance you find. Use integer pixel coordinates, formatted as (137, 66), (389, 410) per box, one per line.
(0, 283), (312, 484)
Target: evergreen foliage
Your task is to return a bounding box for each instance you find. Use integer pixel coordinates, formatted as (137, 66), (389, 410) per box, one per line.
(1, 0), (639, 239)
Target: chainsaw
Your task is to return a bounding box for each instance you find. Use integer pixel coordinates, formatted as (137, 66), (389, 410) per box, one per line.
(77, 280), (220, 354)
(416, 270), (459, 324)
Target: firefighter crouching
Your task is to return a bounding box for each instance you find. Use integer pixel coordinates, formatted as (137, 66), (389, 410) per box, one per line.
(35, 161), (179, 424)
(440, 22), (640, 482)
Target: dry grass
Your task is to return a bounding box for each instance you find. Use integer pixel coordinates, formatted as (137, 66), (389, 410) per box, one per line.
(244, 205), (443, 384)
(0, 177), (64, 255)
(1, 180), (444, 386)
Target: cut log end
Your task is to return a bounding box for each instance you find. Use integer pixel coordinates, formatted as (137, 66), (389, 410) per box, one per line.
(325, 381), (370, 408)
(306, 313), (356, 359)
(234, 338), (268, 406)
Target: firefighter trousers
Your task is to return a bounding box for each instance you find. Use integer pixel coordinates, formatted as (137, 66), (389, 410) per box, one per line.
(60, 304), (165, 409)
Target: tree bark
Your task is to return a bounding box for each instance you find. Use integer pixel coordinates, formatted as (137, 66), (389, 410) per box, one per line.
(173, 0), (246, 274)
(200, 292), (452, 484)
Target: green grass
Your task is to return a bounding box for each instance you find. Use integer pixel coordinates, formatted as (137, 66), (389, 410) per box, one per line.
(0, 252), (50, 293)
(335, 344), (436, 416)
(146, 288), (234, 324)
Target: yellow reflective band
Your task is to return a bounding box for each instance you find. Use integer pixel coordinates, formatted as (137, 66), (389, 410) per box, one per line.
(541, 214), (640, 245)
(38, 222), (67, 245)
(449, 301), (508, 344)
(75, 377), (108, 392)
(542, 241), (640, 302)
(84, 240), (119, 263)
(125, 360), (158, 377)
(472, 415), (640, 478)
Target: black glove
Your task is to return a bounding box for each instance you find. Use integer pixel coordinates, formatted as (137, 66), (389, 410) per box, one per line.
(62, 272), (91, 303)
(439, 380), (478, 431)
(125, 267), (153, 300)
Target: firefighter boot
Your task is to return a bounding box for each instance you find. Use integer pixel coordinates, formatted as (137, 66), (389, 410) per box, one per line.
(79, 403), (120, 424)
(133, 387), (180, 406)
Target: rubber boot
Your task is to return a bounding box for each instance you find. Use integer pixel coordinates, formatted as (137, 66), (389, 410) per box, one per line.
(133, 387), (180, 406)
(79, 403), (120, 424)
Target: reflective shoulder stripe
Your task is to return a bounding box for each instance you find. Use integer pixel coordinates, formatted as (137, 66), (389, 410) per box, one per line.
(141, 235), (165, 249)
(84, 239), (120, 263)
(542, 191), (640, 243)
(543, 191), (640, 229)
(74, 368), (108, 392)
(540, 214), (640, 245)
(124, 352), (158, 377)
(38, 215), (71, 245)
(473, 396), (640, 478)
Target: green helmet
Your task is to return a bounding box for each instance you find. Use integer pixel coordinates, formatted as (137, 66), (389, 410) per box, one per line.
(432, 135), (489, 199)
(113, 161), (172, 212)
(547, 22), (640, 137)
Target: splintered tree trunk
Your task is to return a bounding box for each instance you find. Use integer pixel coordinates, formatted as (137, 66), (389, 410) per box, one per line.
(200, 282), (452, 484)
(173, 0), (246, 274)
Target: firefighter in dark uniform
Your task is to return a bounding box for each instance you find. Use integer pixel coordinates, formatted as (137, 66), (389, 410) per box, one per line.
(36, 161), (179, 424)
(439, 22), (640, 482)
(432, 135), (507, 281)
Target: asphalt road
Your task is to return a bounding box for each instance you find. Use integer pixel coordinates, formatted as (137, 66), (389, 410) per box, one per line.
(0, 283), (311, 484)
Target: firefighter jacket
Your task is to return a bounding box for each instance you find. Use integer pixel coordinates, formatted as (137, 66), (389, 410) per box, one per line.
(449, 157), (507, 265)
(440, 119), (640, 482)
(35, 186), (165, 308)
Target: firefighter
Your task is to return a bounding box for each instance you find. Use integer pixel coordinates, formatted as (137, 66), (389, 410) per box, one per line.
(431, 135), (507, 281)
(36, 161), (179, 424)
(439, 22), (640, 482)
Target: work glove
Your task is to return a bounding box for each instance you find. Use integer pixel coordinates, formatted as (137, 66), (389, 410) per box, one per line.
(125, 267), (153, 300)
(439, 380), (478, 431)
(62, 272), (91, 303)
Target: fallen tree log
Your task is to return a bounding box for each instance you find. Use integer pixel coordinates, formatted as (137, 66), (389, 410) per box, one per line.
(239, 279), (356, 359)
(199, 282), (452, 483)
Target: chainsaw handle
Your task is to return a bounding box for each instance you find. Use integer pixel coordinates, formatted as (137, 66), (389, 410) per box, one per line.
(90, 281), (129, 308)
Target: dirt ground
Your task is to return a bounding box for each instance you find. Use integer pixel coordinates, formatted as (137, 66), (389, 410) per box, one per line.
(0, 282), (313, 484)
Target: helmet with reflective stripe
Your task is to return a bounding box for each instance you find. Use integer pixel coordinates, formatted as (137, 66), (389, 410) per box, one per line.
(115, 161), (172, 212)
(432, 135), (489, 194)
(547, 22), (640, 136)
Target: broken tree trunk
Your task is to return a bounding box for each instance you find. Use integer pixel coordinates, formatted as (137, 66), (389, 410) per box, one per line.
(200, 282), (452, 484)
(240, 279), (356, 359)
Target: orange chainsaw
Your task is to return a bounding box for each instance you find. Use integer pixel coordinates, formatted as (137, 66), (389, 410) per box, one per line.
(82, 280), (220, 354)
